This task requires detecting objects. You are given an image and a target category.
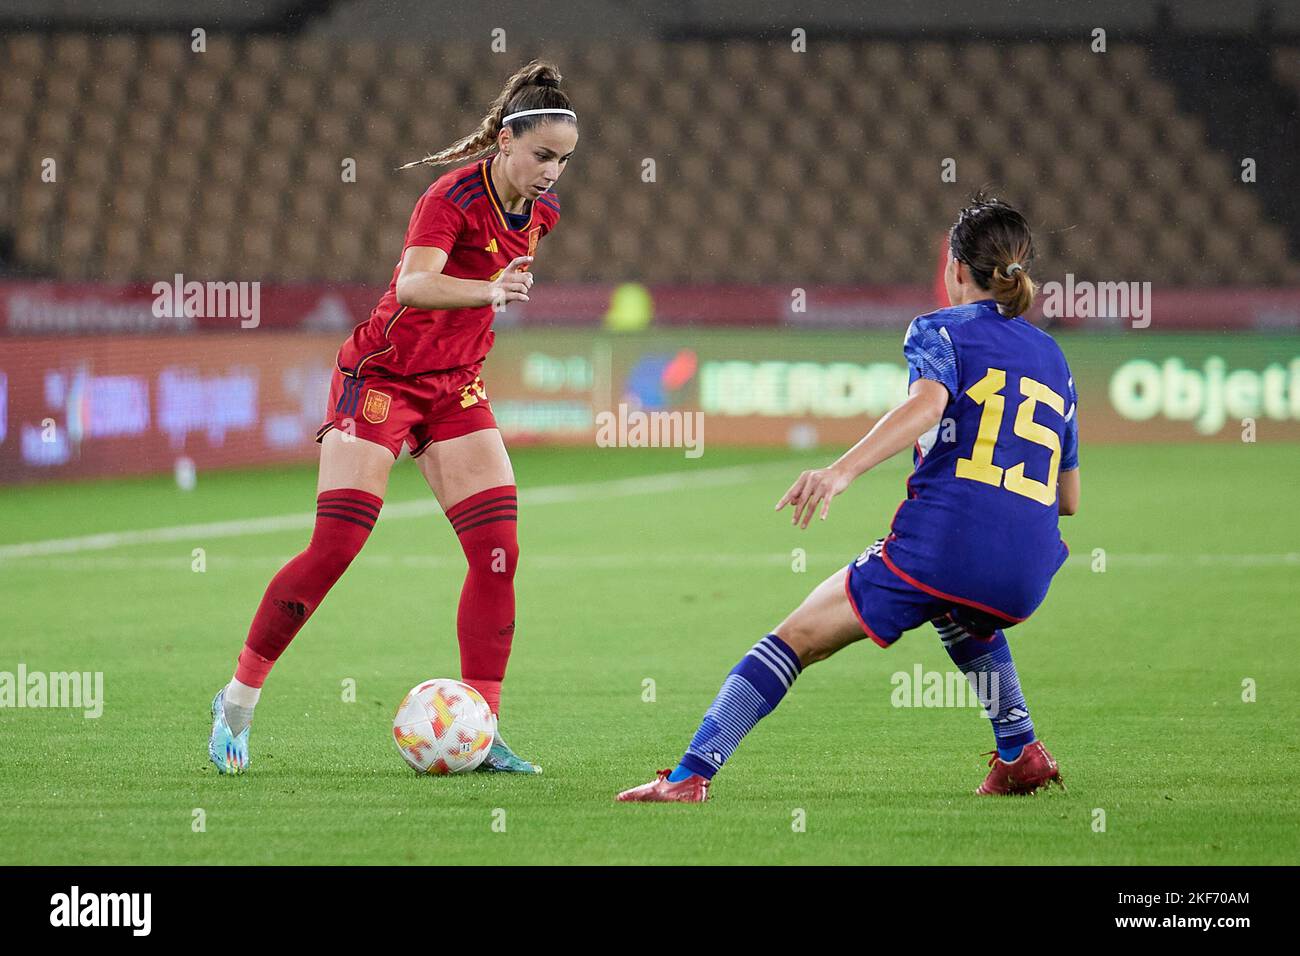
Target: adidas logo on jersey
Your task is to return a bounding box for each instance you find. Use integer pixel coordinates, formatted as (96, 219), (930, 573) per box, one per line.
(484, 238), (498, 253)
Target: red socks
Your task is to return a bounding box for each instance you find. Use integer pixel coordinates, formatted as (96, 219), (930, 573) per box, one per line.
(235, 488), (383, 688)
(445, 485), (518, 716)
(233, 484), (516, 716)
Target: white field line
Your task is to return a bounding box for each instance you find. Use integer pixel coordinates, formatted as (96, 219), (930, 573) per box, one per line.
(0, 461), (800, 561)
(4, 552), (1298, 573)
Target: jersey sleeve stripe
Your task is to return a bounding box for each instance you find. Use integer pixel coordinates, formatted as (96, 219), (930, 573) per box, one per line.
(452, 188), (485, 209)
(447, 175), (481, 204)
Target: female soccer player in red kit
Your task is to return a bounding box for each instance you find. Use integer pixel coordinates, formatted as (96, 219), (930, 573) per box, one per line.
(208, 61), (578, 774)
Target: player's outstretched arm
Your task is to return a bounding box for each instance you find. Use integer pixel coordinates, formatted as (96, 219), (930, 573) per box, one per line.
(1058, 468), (1080, 516)
(776, 378), (948, 528)
(395, 248), (534, 310)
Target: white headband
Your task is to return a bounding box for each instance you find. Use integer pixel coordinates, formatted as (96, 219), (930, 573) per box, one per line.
(501, 108), (577, 125)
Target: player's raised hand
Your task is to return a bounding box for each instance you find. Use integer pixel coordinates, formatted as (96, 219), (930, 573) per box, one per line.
(775, 465), (853, 529)
(487, 255), (534, 308)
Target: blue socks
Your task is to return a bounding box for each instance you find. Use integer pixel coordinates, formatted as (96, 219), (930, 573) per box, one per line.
(665, 622), (1034, 784)
(669, 634), (802, 781)
(934, 616), (1036, 761)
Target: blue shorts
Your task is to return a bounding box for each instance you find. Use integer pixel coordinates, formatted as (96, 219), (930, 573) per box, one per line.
(844, 539), (1018, 647)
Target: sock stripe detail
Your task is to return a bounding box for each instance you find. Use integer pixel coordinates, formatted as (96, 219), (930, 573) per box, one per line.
(450, 502), (518, 532)
(939, 628), (1036, 752)
(316, 503), (382, 522)
(453, 513), (518, 535)
(931, 617), (967, 646)
(760, 633), (803, 674)
(686, 674), (770, 771)
(317, 496), (381, 516)
(748, 648), (793, 690)
(316, 511), (376, 531)
(750, 641), (796, 689)
(452, 500), (518, 520)
(446, 493), (517, 522)
(680, 635), (801, 777)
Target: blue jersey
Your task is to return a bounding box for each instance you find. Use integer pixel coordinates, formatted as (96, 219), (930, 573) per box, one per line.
(882, 299), (1079, 622)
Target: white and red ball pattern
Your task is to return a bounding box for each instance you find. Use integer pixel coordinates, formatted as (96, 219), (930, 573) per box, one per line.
(392, 679), (495, 774)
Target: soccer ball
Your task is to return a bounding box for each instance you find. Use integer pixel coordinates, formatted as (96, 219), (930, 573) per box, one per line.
(392, 679), (495, 774)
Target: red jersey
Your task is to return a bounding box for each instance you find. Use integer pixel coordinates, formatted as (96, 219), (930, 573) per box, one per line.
(336, 155), (561, 377)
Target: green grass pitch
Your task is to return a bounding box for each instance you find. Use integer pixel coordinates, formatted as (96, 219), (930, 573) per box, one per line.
(1, 443), (1296, 865)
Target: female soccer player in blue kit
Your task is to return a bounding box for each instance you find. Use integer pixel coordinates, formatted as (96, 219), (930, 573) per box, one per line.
(619, 196), (1079, 802)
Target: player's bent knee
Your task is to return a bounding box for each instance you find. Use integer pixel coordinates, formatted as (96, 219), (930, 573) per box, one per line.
(488, 536), (519, 579)
(772, 617), (823, 669)
(305, 488), (383, 579)
(775, 569), (863, 667)
(445, 484), (520, 579)
(459, 523), (518, 579)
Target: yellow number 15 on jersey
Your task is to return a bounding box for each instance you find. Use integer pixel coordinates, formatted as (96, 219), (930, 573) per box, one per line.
(954, 367), (1067, 506)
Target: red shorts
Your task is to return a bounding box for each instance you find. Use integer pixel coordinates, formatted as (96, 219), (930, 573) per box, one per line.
(315, 365), (497, 459)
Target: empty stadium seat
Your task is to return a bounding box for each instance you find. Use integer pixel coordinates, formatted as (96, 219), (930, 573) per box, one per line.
(0, 33), (1293, 287)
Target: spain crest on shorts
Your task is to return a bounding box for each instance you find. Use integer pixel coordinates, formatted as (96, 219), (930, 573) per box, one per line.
(362, 388), (392, 424)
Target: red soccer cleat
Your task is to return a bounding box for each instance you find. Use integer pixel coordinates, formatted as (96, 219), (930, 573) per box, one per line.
(616, 768), (710, 803)
(976, 741), (1064, 795)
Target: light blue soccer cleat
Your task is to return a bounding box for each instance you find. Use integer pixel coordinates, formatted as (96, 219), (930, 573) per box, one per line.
(208, 687), (250, 775)
(476, 725), (542, 774)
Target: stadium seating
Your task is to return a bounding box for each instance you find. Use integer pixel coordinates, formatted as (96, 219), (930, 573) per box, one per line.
(1, 33), (1296, 286)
